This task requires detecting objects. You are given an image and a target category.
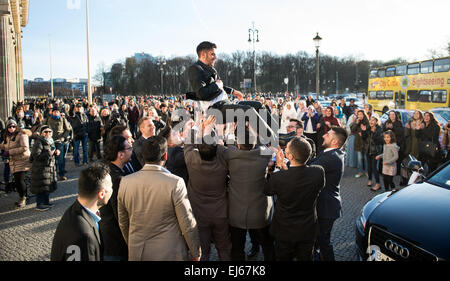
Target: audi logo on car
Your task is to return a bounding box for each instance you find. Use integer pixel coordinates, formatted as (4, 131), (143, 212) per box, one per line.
(385, 240), (410, 259)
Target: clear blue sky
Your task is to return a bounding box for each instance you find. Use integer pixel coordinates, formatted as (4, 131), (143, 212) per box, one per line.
(23, 0), (450, 81)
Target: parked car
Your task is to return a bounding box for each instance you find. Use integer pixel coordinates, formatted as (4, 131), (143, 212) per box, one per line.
(379, 109), (414, 127)
(355, 160), (450, 261)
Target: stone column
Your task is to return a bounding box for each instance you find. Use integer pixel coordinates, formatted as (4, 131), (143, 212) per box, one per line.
(0, 12), (11, 120)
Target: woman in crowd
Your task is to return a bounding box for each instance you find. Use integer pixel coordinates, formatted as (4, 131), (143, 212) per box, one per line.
(30, 125), (59, 211)
(405, 110), (424, 159)
(417, 112), (443, 174)
(362, 116), (384, 191)
(0, 119), (31, 208)
(334, 106), (346, 128)
(301, 105), (320, 148)
(296, 100), (308, 119)
(351, 109), (370, 178)
(313, 101), (323, 117)
(316, 106), (341, 152)
(345, 107), (360, 168)
(443, 120), (450, 162)
(280, 102), (297, 133)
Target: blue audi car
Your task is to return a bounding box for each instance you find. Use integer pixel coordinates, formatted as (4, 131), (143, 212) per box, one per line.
(355, 161), (450, 261)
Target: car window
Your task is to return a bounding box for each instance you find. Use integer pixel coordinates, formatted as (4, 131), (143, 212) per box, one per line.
(427, 164), (450, 190)
(432, 110), (450, 121)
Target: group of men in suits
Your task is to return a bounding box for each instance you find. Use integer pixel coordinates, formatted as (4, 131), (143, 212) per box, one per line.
(50, 40), (348, 262)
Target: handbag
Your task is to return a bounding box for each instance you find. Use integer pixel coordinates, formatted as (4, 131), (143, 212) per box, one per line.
(419, 141), (438, 159)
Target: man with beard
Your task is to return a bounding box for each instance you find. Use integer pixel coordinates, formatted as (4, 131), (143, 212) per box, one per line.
(310, 127), (348, 261)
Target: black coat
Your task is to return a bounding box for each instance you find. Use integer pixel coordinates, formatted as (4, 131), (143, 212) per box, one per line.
(264, 165), (325, 242)
(99, 163), (128, 259)
(187, 60), (234, 101)
(362, 125), (384, 156)
(51, 200), (103, 261)
(310, 148), (345, 220)
(71, 113), (89, 140)
(166, 146), (189, 185)
(30, 136), (57, 194)
(88, 114), (103, 141)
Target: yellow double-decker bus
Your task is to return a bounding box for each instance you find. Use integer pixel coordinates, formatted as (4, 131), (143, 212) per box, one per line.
(368, 57), (450, 113)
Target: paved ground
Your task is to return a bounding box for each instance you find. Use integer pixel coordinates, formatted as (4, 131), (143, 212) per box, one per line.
(0, 154), (397, 261)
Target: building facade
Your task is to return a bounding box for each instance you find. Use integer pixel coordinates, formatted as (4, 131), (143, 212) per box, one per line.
(0, 0), (28, 120)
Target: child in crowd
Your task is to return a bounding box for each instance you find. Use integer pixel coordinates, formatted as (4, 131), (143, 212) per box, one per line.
(376, 130), (399, 191)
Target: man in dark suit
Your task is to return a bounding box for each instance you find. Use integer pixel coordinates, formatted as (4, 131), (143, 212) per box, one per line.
(51, 164), (113, 261)
(310, 126), (348, 261)
(99, 135), (133, 261)
(133, 117), (155, 166)
(127, 99), (140, 138)
(264, 137), (325, 261)
(108, 125), (142, 175)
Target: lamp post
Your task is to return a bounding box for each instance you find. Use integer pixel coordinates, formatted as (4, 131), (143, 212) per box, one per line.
(313, 32), (322, 99)
(248, 22), (259, 93)
(86, 0), (92, 105)
(157, 57), (166, 96)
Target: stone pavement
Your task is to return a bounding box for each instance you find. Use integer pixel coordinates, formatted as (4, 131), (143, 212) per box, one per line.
(0, 157), (394, 261)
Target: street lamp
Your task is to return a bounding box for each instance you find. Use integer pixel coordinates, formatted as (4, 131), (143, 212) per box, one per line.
(86, 0), (92, 105)
(157, 57), (166, 96)
(313, 32), (322, 99)
(248, 22), (259, 94)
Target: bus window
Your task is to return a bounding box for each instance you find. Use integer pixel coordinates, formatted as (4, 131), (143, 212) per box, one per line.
(434, 58), (450, 72)
(407, 90), (419, 102)
(407, 63), (420, 75)
(369, 70), (378, 78)
(386, 67), (396, 77)
(396, 65), (407, 76)
(418, 90), (432, 102)
(420, 61), (433, 74)
(432, 90), (447, 103)
(377, 91), (385, 99)
(377, 69), (386, 78)
(369, 91), (377, 99)
(385, 91), (394, 100)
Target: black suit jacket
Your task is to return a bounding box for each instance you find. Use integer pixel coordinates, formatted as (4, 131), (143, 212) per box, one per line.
(98, 163), (128, 259)
(264, 165), (325, 242)
(310, 148), (345, 220)
(51, 200), (103, 261)
(187, 60), (234, 101)
(123, 151), (143, 175)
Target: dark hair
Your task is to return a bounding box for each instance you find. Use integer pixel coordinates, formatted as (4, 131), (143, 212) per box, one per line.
(331, 126), (348, 148)
(237, 128), (256, 151)
(78, 163), (110, 199)
(109, 125), (128, 140)
(142, 136), (167, 163)
(289, 118), (304, 130)
(424, 111), (440, 128)
(104, 135), (127, 162)
(198, 143), (217, 161)
(383, 130), (397, 144)
(196, 41), (217, 56)
(288, 137), (311, 164)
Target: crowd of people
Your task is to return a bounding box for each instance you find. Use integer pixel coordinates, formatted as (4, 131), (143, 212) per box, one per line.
(2, 41), (449, 262)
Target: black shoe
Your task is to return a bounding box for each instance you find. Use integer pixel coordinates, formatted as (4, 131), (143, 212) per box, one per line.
(36, 204), (51, 212)
(247, 245), (260, 258)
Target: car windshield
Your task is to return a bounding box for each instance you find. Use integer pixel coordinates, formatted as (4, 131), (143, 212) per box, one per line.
(432, 110), (450, 121)
(426, 164), (450, 190)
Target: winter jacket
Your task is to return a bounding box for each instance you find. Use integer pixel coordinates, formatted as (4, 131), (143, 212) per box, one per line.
(44, 116), (72, 144)
(71, 113), (89, 140)
(362, 125), (383, 156)
(88, 114), (104, 142)
(30, 136), (57, 194)
(0, 131), (31, 174)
